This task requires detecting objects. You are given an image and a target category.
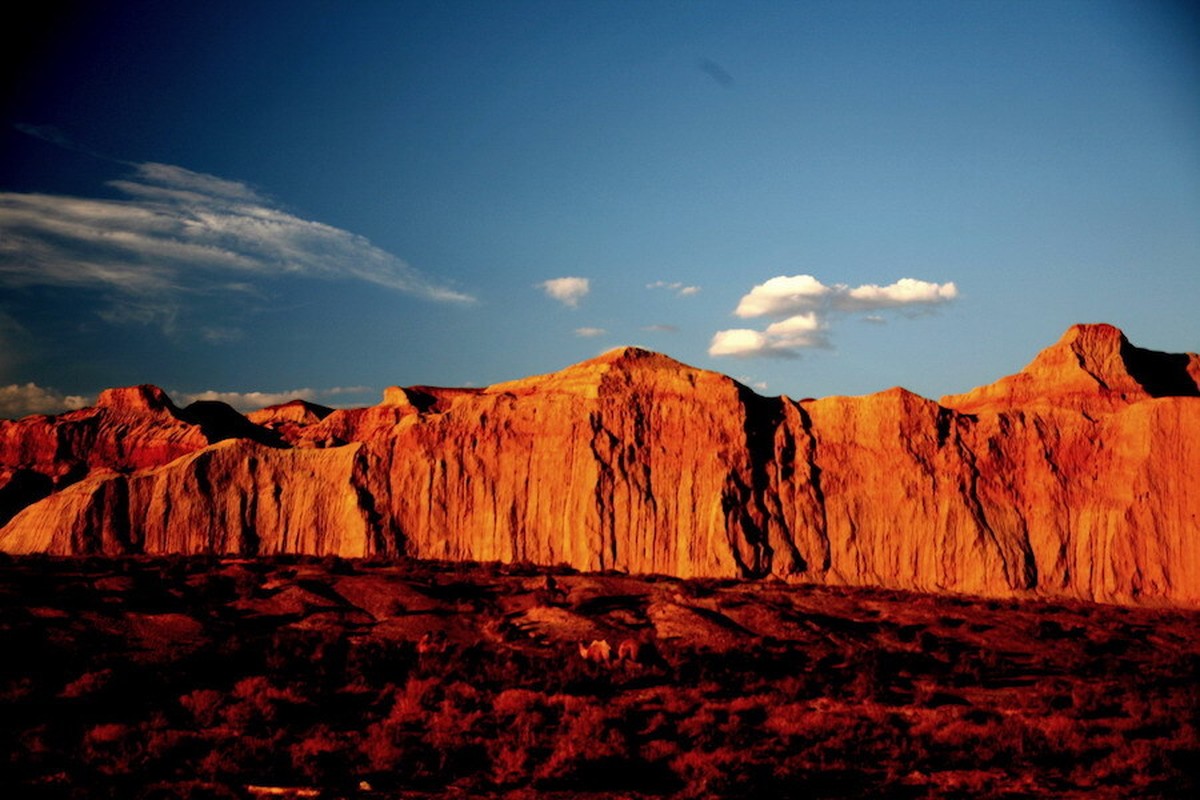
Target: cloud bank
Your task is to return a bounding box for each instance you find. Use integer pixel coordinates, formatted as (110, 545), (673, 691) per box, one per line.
(0, 383), (90, 419)
(538, 277), (590, 307)
(711, 274), (957, 358)
(177, 385), (373, 412)
(0, 162), (475, 323)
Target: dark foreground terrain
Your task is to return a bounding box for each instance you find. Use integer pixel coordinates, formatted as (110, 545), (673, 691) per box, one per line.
(1, 555), (1197, 799)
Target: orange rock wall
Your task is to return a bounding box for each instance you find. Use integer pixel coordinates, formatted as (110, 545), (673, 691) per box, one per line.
(2, 326), (1197, 607)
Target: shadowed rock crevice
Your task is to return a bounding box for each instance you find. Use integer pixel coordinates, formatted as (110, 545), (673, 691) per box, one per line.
(180, 401), (285, 448)
(1119, 338), (1200, 398)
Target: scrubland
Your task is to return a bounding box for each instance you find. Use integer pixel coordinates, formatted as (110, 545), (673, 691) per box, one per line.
(1, 555), (1197, 798)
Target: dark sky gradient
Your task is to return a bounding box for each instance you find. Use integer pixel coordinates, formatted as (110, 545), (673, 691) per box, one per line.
(2, 1), (1197, 415)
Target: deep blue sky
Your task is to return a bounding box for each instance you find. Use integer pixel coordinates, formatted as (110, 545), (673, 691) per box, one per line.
(2, 0), (1197, 415)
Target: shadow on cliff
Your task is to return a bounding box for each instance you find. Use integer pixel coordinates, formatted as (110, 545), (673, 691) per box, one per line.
(1120, 339), (1200, 398)
(180, 400), (286, 448)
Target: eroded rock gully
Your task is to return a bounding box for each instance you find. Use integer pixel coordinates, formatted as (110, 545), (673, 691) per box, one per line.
(2, 324), (1197, 607)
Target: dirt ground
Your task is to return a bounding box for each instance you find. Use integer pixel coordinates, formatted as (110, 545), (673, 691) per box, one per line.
(1, 554), (1197, 798)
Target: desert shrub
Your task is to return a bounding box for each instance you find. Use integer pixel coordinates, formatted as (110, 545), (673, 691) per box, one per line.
(425, 681), (487, 775)
(488, 687), (555, 778)
(80, 722), (141, 776)
(179, 688), (224, 728)
(358, 677), (443, 782)
(289, 723), (360, 788)
(534, 697), (630, 787)
(60, 668), (115, 699)
(765, 702), (845, 741)
(344, 638), (416, 690)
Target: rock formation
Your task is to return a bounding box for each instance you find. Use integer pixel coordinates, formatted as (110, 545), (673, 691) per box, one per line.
(2, 324), (1197, 607)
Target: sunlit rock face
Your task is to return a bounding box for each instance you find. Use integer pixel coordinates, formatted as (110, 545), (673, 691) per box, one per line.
(2, 325), (1198, 607)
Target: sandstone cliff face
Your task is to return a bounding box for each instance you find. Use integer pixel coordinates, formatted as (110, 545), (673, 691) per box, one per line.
(247, 399), (334, 445)
(0, 385), (286, 528)
(1, 325), (1196, 608)
(940, 323), (1200, 414)
(0, 440), (375, 557)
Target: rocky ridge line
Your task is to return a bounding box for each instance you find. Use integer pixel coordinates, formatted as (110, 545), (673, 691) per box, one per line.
(1, 324), (1197, 608)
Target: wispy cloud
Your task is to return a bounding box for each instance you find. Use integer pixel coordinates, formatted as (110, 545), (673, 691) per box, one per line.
(0, 383), (90, 419)
(538, 276), (590, 307)
(699, 58), (734, 88)
(0, 312), (32, 381)
(647, 280), (700, 297)
(642, 324), (679, 333)
(737, 376), (769, 392)
(574, 327), (606, 337)
(712, 274), (957, 358)
(0, 161), (475, 328)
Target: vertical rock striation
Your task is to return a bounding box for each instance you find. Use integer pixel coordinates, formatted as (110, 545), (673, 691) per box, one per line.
(1, 325), (1197, 607)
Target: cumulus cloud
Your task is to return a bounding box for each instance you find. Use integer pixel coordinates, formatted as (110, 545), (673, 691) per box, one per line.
(574, 327), (606, 337)
(647, 280), (700, 296)
(841, 278), (958, 310)
(712, 273), (957, 358)
(710, 329), (773, 358)
(709, 313), (829, 358)
(734, 274), (956, 319)
(733, 274), (831, 318)
(0, 383), (90, 419)
(538, 277), (589, 307)
(0, 162), (475, 323)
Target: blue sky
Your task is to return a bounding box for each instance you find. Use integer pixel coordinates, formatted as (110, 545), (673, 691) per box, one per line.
(2, 0), (1197, 416)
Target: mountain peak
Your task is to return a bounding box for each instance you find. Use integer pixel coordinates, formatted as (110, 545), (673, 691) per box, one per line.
(488, 347), (727, 399)
(942, 324), (1199, 414)
(95, 385), (177, 415)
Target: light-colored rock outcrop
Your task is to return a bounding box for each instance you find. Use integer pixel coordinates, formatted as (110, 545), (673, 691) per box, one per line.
(2, 325), (1197, 607)
(0, 440), (376, 557)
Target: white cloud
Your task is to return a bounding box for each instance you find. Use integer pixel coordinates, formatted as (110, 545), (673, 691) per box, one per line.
(538, 276), (589, 307)
(709, 329), (777, 358)
(713, 273), (958, 358)
(737, 376), (770, 392)
(200, 326), (244, 344)
(709, 313), (828, 359)
(0, 383), (90, 419)
(642, 324), (679, 333)
(177, 388), (319, 410)
(734, 274), (831, 318)
(733, 274), (957, 319)
(840, 278), (958, 310)
(0, 162), (475, 322)
(647, 280), (701, 297)
(175, 385), (376, 412)
(322, 385), (372, 396)
(574, 327), (606, 337)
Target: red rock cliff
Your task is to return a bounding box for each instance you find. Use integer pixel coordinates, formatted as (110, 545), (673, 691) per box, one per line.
(1, 325), (1197, 607)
